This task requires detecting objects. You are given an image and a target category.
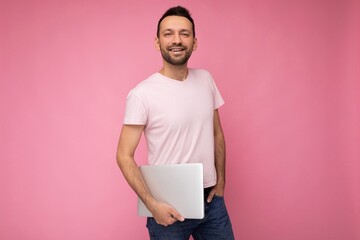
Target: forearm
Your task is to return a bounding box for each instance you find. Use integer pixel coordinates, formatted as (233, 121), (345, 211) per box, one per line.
(117, 155), (156, 211)
(213, 109), (226, 194)
(116, 125), (183, 225)
(214, 132), (226, 187)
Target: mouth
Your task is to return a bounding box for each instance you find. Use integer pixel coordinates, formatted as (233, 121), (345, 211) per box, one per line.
(168, 47), (186, 53)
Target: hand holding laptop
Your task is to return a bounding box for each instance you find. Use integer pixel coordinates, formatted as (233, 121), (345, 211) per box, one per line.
(138, 163), (204, 221)
(148, 200), (185, 226)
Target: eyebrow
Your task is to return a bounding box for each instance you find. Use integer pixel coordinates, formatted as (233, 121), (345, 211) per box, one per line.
(162, 29), (191, 33)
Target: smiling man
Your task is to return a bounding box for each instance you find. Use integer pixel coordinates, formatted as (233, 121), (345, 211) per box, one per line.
(157, 15), (195, 66)
(116, 6), (234, 240)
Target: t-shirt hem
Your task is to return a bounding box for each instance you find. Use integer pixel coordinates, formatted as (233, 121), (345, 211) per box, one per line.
(123, 120), (146, 125)
(215, 101), (225, 110)
(203, 179), (217, 188)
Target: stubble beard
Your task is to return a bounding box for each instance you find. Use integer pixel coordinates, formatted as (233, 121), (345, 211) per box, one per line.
(160, 44), (193, 66)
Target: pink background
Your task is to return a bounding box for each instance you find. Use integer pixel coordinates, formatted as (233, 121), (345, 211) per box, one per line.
(1, 0), (359, 239)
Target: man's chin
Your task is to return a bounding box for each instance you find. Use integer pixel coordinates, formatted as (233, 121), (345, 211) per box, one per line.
(163, 58), (186, 66)
(166, 55), (192, 65)
(161, 51), (192, 66)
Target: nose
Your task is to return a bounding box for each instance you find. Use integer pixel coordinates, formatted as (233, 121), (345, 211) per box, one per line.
(172, 33), (182, 44)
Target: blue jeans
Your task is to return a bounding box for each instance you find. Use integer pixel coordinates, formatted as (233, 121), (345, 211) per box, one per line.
(146, 191), (234, 240)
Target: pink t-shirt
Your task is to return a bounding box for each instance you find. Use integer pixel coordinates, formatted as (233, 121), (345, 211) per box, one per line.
(123, 68), (224, 187)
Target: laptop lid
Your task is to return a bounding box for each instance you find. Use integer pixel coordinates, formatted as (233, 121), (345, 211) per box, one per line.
(137, 163), (204, 219)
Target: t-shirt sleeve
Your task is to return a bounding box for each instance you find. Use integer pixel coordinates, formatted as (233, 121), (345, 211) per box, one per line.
(209, 74), (225, 109)
(123, 90), (147, 125)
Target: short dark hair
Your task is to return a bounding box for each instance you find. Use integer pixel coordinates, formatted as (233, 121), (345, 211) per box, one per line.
(157, 6), (195, 38)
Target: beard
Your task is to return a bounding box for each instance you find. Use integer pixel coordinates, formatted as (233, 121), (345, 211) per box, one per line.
(160, 44), (193, 66)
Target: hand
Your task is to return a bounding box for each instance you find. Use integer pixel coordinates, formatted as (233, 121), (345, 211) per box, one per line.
(150, 201), (185, 227)
(206, 183), (225, 203)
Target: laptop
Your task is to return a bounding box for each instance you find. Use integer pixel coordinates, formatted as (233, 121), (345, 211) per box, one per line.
(137, 163), (204, 219)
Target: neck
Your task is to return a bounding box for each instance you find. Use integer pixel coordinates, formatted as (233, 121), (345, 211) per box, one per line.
(159, 62), (188, 81)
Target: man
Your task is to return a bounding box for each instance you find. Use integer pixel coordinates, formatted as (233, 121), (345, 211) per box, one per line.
(116, 6), (234, 240)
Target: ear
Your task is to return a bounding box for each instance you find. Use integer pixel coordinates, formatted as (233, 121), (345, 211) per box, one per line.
(193, 37), (198, 51)
(155, 37), (160, 51)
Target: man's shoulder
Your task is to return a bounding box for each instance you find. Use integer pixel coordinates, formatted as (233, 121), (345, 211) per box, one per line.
(189, 68), (215, 85)
(189, 68), (212, 77)
(129, 73), (159, 93)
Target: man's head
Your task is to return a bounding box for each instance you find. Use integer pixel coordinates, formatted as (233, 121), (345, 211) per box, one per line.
(157, 6), (195, 38)
(155, 6), (197, 66)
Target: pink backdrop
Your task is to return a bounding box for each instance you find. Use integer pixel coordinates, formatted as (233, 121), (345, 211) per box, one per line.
(1, 0), (359, 239)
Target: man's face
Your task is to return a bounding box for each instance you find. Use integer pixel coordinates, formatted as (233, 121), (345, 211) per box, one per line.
(156, 16), (197, 66)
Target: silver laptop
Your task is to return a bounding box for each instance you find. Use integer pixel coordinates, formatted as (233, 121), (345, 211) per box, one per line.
(137, 163), (204, 219)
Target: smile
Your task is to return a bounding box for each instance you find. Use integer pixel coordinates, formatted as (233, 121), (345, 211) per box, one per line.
(169, 47), (185, 52)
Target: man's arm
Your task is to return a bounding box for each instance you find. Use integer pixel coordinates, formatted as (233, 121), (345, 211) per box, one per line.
(116, 124), (184, 226)
(207, 109), (226, 202)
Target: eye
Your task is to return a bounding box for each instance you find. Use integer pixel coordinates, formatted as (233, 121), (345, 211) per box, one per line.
(181, 32), (190, 37)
